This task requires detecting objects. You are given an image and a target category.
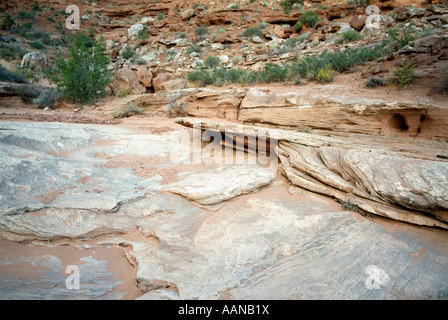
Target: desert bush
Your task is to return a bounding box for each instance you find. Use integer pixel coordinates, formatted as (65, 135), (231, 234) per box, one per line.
(314, 65), (337, 82)
(195, 25), (209, 39)
(280, 0), (304, 14)
(29, 41), (45, 50)
(204, 55), (220, 69)
(112, 102), (144, 118)
(0, 42), (28, 61)
(0, 64), (28, 83)
(365, 77), (386, 88)
(32, 89), (63, 109)
(341, 30), (362, 42)
(16, 11), (36, 20)
(341, 199), (357, 211)
(394, 64), (415, 88)
(348, 0), (370, 7)
(242, 26), (263, 38)
(157, 13), (165, 20)
(299, 11), (320, 28)
(48, 32), (111, 103)
(1, 13), (15, 30)
(120, 45), (133, 59)
(188, 44), (386, 87)
(186, 44), (202, 55)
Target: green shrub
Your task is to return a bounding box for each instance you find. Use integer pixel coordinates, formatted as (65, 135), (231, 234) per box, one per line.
(1, 12), (15, 30)
(16, 11), (36, 20)
(280, 0), (304, 13)
(195, 25), (209, 38)
(188, 44), (386, 87)
(242, 26), (263, 38)
(0, 42), (28, 61)
(204, 55), (220, 69)
(365, 77), (386, 88)
(0, 64), (28, 83)
(120, 45), (133, 59)
(48, 32), (111, 103)
(299, 11), (320, 28)
(314, 65), (337, 82)
(394, 64), (415, 88)
(348, 0), (370, 7)
(32, 89), (63, 109)
(186, 44), (202, 55)
(157, 13), (165, 20)
(29, 41), (45, 50)
(341, 30), (362, 42)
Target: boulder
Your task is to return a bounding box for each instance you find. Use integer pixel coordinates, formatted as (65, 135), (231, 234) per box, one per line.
(181, 8), (195, 20)
(350, 16), (366, 31)
(135, 66), (153, 88)
(152, 72), (172, 92)
(157, 78), (187, 92)
(128, 24), (144, 37)
(109, 68), (146, 95)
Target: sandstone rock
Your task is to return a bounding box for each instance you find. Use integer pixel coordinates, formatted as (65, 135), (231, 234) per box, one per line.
(152, 72), (172, 92)
(163, 164), (277, 205)
(136, 65), (153, 88)
(109, 68), (146, 95)
(181, 8), (195, 20)
(157, 78), (187, 91)
(273, 25), (286, 39)
(176, 116), (448, 229)
(214, 31), (240, 43)
(350, 16), (366, 31)
(309, 32), (324, 42)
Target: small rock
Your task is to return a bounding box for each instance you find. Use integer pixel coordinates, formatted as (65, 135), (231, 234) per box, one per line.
(181, 8), (195, 20)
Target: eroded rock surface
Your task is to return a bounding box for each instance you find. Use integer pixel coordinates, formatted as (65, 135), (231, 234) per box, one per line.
(0, 120), (447, 300)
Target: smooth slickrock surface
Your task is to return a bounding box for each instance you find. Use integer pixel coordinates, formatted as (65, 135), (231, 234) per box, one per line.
(0, 120), (447, 300)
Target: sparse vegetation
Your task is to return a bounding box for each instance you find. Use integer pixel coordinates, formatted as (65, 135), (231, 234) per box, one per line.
(341, 199), (357, 211)
(112, 102), (144, 118)
(120, 45), (133, 59)
(280, 0), (304, 14)
(195, 25), (209, 39)
(29, 41), (45, 50)
(157, 13), (165, 20)
(32, 89), (63, 109)
(365, 77), (386, 88)
(1, 12), (15, 30)
(204, 55), (220, 69)
(394, 64), (415, 88)
(188, 45), (386, 87)
(315, 65), (337, 83)
(341, 30), (363, 42)
(299, 11), (320, 28)
(0, 42), (28, 61)
(242, 26), (263, 38)
(186, 44), (202, 55)
(0, 64), (28, 83)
